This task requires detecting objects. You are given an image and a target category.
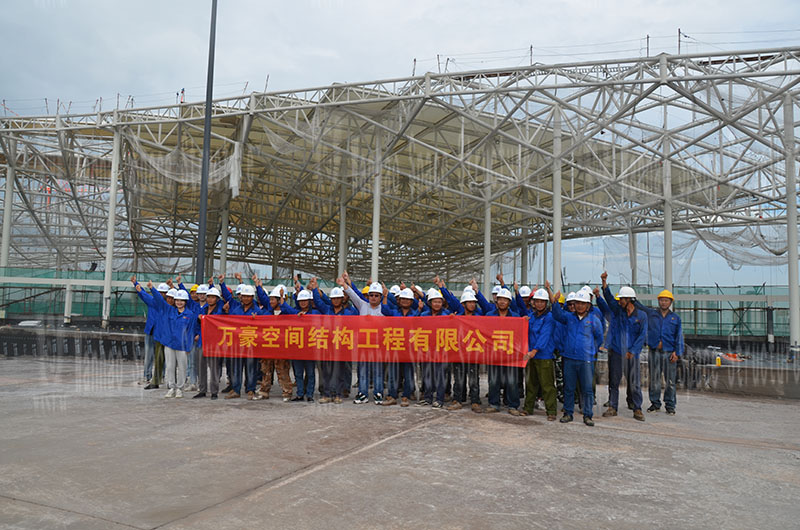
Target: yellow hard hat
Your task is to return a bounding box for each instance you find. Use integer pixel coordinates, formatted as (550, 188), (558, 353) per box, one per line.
(614, 293), (620, 300)
(190, 284), (199, 292)
(558, 293), (565, 304)
(657, 289), (674, 300)
(361, 285), (370, 294)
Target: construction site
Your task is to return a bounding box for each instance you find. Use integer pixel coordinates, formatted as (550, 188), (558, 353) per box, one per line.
(1, 46), (799, 529)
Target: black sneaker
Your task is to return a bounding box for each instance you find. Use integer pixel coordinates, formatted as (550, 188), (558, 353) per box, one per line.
(144, 383), (159, 390)
(290, 396), (304, 402)
(416, 399), (432, 407)
(220, 385), (232, 394)
(666, 408), (676, 415)
(626, 400), (635, 410)
(192, 392), (206, 399)
(210, 393), (218, 400)
(647, 404), (660, 413)
(353, 392), (369, 404)
(583, 416), (595, 426)
(559, 414), (574, 423)
(306, 396), (314, 402)
(602, 400), (610, 408)
(373, 393), (384, 405)
(431, 401), (444, 409)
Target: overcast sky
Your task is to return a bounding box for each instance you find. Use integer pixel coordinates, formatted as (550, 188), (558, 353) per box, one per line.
(3, 0), (799, 115)
(1, 0), (797, 287)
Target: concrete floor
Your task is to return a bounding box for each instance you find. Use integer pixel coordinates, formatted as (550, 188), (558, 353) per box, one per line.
(0, 357), (798, 530)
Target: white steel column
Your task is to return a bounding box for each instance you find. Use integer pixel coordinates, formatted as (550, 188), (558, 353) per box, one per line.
(101, 126), (121, 328)
(370, 148), (381, 282)
(663, 137), (673, 292)
(338, 182), (348, 274)
(63, 282), (73, 325)
(629, 224), (638, 286)
(218, 207), (229, 275)
(0, 137), (15, 320)
(541, 228), (547, 285)
(784, 94), (799, 359)
(521, 228), (528, 286)
(483, 198), (492, 294)
(552, 106), (563, 292)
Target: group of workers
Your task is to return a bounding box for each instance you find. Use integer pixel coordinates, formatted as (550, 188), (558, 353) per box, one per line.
(131, 269), (684, 427)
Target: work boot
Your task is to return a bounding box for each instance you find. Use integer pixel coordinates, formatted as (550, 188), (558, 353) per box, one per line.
(559, 414), (573, 423)
(633, 409), (645, 421)
(471, 403), (482, 413)
(225, 391), (240, 399)
(666, 408), (676, 415)
(547, 415), (557, 421)
(647, 404), (660, 412)
(400, 397), (409, 407)
(583, 416), (595, 427)
(446, 400), (462, 411)
(381, 396), (397, 406)
(508, 408), (522, 416)
(602, 407), (618, 417)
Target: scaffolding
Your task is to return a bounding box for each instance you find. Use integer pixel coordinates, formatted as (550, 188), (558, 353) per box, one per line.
(0, 48), (798, 351)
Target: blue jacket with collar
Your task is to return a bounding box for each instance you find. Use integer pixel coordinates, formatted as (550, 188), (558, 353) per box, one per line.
(634, 301), (684, 356)
(528, 309), (556, 360)
(602, 286), (647, 357)
(551, 302), (604, 362)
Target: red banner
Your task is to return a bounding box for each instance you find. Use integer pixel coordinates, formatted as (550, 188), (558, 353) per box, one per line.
(201, 314), (528, 367)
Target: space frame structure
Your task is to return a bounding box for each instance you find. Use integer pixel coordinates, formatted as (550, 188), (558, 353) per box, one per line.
(0, 47), (798, 351)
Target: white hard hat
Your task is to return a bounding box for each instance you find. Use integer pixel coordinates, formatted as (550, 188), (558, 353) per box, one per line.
(276, 284), (287, 295)
(329, 287), (344, 298)
(532, 288), (549, 301)
(235, 283), (246, 295)
(618, 286), (637, 298)
(297, 289), (313, 301)
(496, 288), (512, 300)
(426, 288), (443, 301)
(269, 286), (284, 298)
(574, 291), (591, 303)
(156, 283), (170, 293)
(368, 282), (383, 294)
(460, 291), (477, 303)
(196, 284), (209, 295)
(239, 284), (255, 297)
(491, 285), (502, 295)
(566, 292), (577, 302)
(173, 290), (189, 301)
(389, 285), (401, 296)
(206, 287), (221, 298)
(398, 288), (415, 300)
(519, 286), (532, 298)
(166, 288), (178, 298)
(580, 285), (592, 293)
(463, 285), (475, 293)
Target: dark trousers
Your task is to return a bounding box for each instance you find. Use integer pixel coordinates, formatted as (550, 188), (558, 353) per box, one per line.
(292, 360), (316, 398)
(488, 364), (520, 409)
(422, 362), (447, 403)
(320, 360), (343, 397)
(197, 350), (220, 394)
(563, 358), (594, 418)
(452, 363), (481, 404)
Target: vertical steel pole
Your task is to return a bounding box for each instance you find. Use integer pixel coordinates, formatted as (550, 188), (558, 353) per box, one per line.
(663, 140), (673, 292)
(552, 106), (563, 292)
(483, 197), (491, 294)
(784, 94), (799, 361)
(0, 136), (16, 319)
(195, 0), (217, 285)
(338, 182), (348, 274)
(370, 146), (381, 282)
(101, 127), (121, 328)
(218, 206), (229, 276)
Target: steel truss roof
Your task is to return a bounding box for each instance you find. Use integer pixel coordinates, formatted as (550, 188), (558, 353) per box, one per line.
(1, 47), (798, 281)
